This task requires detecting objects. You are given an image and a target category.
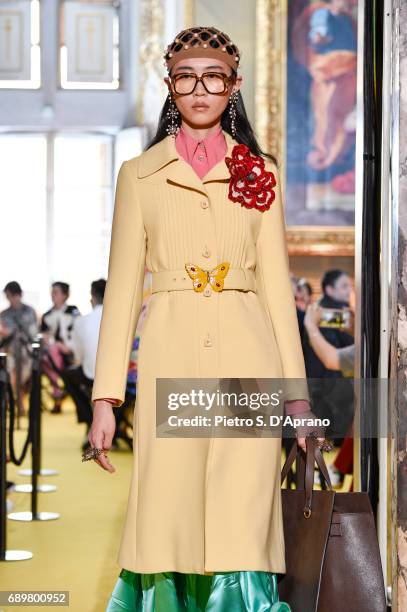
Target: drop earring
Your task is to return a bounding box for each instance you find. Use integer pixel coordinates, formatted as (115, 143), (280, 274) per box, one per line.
(228, 91), (238, 138)
(166, 93), (180, 138)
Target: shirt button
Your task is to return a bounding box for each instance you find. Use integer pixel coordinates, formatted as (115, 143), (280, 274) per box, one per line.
(203, 286), (212, 297)
(197, 155), (205, 161)
(200, 200), (209, 209)
(202, 247), (211, 258)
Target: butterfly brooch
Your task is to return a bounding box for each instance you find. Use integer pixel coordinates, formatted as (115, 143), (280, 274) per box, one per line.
(185, 262), (230, 293)
(225, 143), (277, 213)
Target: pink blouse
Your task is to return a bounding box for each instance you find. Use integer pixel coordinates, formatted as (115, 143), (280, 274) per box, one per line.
(96, 126), (310, 416)
(175, 124), (227, 179)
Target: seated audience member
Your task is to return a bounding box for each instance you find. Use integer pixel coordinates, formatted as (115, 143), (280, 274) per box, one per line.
(0, 281), (39, 416)
(40, 281), (80, 413)
(65, 279), (106, 449)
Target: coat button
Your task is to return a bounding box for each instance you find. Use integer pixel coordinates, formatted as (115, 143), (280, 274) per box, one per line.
(203, 334), (212, 347)
(203, 286), (211, 297)
(200, 200), (209, 209)
(202, 247), (211, 258)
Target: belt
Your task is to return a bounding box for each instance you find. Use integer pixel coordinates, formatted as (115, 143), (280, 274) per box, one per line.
(151, 264), (256, 295)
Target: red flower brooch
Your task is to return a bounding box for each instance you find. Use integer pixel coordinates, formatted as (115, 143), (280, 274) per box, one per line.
(225, 144), (277, 212)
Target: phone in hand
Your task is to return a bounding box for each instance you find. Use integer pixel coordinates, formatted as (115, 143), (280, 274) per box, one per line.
(318, 307), (352, 330)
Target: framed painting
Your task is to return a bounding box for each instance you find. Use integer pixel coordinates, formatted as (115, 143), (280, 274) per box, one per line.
(254, 0), (357, 256)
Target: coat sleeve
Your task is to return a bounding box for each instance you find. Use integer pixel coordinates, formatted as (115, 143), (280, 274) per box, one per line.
(91, 160), (147, 407)
(255, 160), (310, 404)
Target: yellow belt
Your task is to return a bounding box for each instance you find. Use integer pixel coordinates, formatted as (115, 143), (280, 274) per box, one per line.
(151, 264), (256, 294)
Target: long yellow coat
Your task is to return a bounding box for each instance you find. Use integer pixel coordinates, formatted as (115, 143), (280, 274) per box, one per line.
(91, 129), (309, 574)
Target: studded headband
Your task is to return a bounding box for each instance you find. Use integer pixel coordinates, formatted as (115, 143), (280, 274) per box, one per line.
(163, 26), (241, 73)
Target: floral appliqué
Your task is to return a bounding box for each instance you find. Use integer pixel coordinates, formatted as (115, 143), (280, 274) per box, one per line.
(225, 144), (277, 212)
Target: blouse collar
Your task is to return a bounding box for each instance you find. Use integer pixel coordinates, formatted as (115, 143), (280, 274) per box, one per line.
(176, 124), (224, 160)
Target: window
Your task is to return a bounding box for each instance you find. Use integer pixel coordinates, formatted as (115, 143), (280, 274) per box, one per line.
(59, 0), (120, 89)
(0, 132), (115, 313)
(53, 133), (114, 306)
(0, 134), (47, 307)
(0, 0), (41, 89)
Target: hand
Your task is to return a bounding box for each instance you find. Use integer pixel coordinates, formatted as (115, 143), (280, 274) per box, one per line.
(88, 401), (117, 473)
(340, 308), (355, 336)
(296, 435), (327, 454)
(0, 322), (11, 337)
(55, 341), (72, 355)
(291, 409), (328, 453)
(304, 302), (322, 331)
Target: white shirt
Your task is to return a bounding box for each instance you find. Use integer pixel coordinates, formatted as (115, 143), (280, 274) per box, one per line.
(72, 304), (103, 380)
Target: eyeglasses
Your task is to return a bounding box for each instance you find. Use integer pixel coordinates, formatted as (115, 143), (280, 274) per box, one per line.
(169, 72), (235, 96)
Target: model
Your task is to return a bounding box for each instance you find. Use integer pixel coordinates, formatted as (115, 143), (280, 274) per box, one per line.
(84, 26), (327, 611)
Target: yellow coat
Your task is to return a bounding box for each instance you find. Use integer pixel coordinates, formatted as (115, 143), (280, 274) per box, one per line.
(91, 129), (309, 574)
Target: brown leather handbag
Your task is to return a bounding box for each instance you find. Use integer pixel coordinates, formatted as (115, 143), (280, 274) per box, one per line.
(278, 436), (387, 612)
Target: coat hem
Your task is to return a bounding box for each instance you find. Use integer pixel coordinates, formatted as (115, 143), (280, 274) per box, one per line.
(116, 558), (286, 575)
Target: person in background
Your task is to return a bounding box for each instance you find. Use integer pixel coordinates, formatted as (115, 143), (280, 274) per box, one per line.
(56, 279), (105, 449)
(303, 269), (353, 377)
(304, 300), (355, 489)
(0, 281), (38, 416)
(290, 273), (307, 345)
(296, 277), (313, 311)
(304, 301), (354, 376)
(40, 281), (80, 414)
(302, 268), (354, 449)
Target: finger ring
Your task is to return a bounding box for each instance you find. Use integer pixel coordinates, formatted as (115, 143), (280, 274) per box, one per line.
(82, 447), (104, 462)
(317, 439), (333, 452)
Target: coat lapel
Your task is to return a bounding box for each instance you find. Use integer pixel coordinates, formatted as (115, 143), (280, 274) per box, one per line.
(137, 129), (237, 195)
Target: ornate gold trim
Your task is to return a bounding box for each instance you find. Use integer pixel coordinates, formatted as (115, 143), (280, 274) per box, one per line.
(255, 0), (287, 167)
(287, 226), (355, 257)
(136, 0), (165, 125)
(184, 0), (195, 26)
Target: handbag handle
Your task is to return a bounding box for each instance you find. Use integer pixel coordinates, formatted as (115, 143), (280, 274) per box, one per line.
(281, 436), (333, 517)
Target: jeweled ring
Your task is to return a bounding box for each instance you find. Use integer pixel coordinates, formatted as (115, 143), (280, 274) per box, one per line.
(82, 447), (105, 462)
(316, 438), (333, 452)
(309, 432), (333, 452)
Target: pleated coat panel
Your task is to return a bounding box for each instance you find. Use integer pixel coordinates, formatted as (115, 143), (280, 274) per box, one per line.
(91, 130), (309, 574)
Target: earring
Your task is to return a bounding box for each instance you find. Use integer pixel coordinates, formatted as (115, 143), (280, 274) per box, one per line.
(166, 93), (180, 138)
(228, 91), (238, 138)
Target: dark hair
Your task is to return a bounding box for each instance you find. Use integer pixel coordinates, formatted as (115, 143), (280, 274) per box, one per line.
(52, 281), (70, 296)
(91, 278), (106, 304)
(4, 281), (22, 296)
(321, 269), (347, 294)
(297, 278), (313, 296)
(145, 68), (278, 166)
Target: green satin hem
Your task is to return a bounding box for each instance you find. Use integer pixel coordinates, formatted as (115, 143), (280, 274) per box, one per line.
(105, 569), (291, 611)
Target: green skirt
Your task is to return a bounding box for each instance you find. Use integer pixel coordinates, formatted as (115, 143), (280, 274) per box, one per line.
(105, 569), (291, 611)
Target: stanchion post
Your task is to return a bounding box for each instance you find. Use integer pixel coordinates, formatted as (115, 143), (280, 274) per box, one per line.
(8, 338), (60, 522)
(0, 352), (33, 561)
(30, 342), (41, 519)
(0, 353), (8, 560)
(17, 332), (58, 478)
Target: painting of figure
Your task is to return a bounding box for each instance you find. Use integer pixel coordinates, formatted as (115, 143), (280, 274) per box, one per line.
(285, 0), (358, 226)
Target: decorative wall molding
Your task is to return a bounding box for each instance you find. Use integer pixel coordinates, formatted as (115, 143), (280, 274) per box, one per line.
(136, 0), (165, 126)
(255, 0), (286, 165)
(287, 226), (355, 257)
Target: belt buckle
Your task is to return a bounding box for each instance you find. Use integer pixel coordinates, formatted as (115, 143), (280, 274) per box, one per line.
(185, 262), (230, 293)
